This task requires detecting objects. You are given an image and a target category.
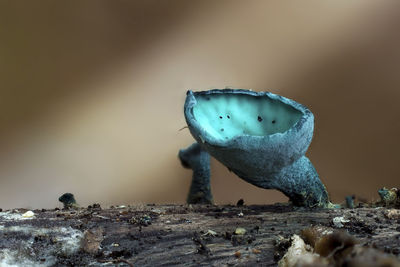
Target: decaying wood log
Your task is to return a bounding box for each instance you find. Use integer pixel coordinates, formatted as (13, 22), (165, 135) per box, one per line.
(0, 204), (399, 266)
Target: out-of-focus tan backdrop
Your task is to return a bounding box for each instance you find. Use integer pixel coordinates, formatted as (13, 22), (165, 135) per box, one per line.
(1, 1), (399, 209)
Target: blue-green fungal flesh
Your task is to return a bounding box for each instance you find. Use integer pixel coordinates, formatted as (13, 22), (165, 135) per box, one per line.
(193, 94), (303, 140)
(183, 89), (330, 208)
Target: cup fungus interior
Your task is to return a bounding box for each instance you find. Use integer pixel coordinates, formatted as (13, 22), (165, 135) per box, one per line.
(192, 94), (303, 140)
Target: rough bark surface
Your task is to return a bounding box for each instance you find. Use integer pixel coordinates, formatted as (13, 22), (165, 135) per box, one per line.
(0, 204), (399, 266)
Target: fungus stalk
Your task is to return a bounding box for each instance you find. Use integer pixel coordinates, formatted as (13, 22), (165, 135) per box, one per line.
(179, 143), (213, 204)
(228, 156), (329, 207)
(262, 156), (329, 207)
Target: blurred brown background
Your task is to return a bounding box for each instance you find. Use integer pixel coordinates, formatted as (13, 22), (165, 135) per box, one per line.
(0, 1), (399, 209)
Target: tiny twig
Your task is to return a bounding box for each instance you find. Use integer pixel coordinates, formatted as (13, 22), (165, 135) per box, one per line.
(178, 126), (188, 131)
(97, 258), (134, 267)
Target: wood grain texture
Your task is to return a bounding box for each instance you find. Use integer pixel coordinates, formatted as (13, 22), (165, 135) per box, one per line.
(0, 204), (399, 266)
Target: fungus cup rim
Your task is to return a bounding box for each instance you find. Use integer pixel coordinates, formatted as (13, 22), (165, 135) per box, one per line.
(184, 89), (313, 149)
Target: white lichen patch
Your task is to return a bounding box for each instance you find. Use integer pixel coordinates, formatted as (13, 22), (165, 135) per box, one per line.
(52, 227), (84, 255)
(0, 225), (83, 267)
(0, 211), (35, 221)
(0, 249), (46, 267)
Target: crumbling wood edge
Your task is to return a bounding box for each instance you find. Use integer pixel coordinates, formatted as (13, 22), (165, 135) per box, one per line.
(0, 204), (399, 266)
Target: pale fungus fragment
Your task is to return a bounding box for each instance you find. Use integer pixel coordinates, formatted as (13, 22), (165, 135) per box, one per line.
(278, 234), (325, 267)
(332, 216), (350, 228)
(234, 227), (247, 235)
(384, 209), (400, 220)
(22, 210), (35, 218)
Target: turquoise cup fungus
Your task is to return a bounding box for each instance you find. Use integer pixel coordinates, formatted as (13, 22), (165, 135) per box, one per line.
(183, 89), (330, 208)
